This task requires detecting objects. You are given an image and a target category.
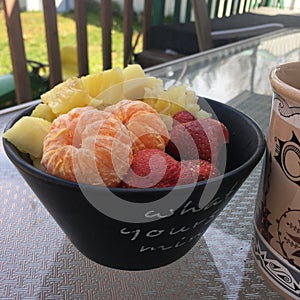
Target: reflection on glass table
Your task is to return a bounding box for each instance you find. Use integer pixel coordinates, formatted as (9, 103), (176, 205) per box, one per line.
(148, 29), (300, 104)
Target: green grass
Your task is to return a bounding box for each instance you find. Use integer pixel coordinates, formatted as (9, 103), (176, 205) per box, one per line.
(0, 6), (143, 76)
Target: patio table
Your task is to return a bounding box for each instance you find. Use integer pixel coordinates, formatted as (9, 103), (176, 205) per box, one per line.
(1, 28), (300, 299)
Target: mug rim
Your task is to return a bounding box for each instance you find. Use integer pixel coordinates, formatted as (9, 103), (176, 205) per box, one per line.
(270, 61), (300, 103)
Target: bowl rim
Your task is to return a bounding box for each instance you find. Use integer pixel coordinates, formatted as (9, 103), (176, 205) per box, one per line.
(2, 98), (266, 193)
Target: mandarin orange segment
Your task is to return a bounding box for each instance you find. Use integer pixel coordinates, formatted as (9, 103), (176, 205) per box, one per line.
(104, 99), (156, 124)
(42, 106), (93, 153)
(126, 111), (169, 153)
(80, 115), (133, 185)
(104, 100), (169, 153)
(42, 106), (133, 186)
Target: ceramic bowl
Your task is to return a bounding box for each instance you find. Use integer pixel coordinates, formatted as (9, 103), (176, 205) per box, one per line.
(2, 98), (265, 270)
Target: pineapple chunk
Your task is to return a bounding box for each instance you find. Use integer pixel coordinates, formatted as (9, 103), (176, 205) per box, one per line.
(41, 77), (91, 116)
(143, 83), (211, 119)
(82, 67), (124, 108)
(124, 77), (162, 101)
(123, 64), (162, 100)
(31, 103), (56, 122)
(3, 116), (51, 158)
(122, 64), (146, 81)
(144, 96), (183, 116)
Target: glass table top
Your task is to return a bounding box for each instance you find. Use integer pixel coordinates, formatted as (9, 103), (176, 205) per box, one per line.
(147, 28), (300, 104)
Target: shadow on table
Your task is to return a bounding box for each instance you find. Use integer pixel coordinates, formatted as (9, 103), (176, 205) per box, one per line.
(38, 237), (226, 299)
(37, 225), (284, 299)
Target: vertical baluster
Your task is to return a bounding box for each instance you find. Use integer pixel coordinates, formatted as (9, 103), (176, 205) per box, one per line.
(232, 0), (239, 14)
(210, 0), (218, 18)
(185, 0), (192, 21)
(42, 0), (62, 87)
(238, 0), (246, 13)
(74, 0), (89, 76)
(124, 0), (133, 67)
(152, 0), (165, 25)
(101, 0), (112, 70)
(143, 0), (153, 50)
(3, 0), (32, 103)
(174, 0), (181, 23)
(217, 0), (225, 17)
(225, 0), (233, 16)
(245, 0), (251, 12)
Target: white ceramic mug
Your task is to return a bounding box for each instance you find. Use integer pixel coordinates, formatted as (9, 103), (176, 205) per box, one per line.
(253, 62), (300, 299)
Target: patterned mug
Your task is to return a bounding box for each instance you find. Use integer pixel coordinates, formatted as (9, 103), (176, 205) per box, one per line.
(253, 62), (300, 299)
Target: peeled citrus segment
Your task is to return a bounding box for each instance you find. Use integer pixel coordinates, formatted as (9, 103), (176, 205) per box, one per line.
(41, 77), (91, 116)
(104, 99), (157, 123)
(3, 116), (51, 158)
(126, 111), (169, 153)
(104, 100), (169, 153)
(42, 106), (133, 186)
(43, 107), (94, 156)
(31, 103), (56, 122)
(80, 117), (133, 186)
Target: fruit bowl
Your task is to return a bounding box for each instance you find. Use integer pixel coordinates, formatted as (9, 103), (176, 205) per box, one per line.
(2, 98), (265, 270)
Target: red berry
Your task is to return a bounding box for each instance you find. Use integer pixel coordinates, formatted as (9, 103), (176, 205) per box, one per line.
(199, 118), (230, 144)
(121, 148), (180, 188)
(178, 160), (220, 185)
(166, 118), (229, 162)
(173, 110), (196, 126)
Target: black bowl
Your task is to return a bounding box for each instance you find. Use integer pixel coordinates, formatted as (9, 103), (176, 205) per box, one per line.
(2, 98), (265, 270)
